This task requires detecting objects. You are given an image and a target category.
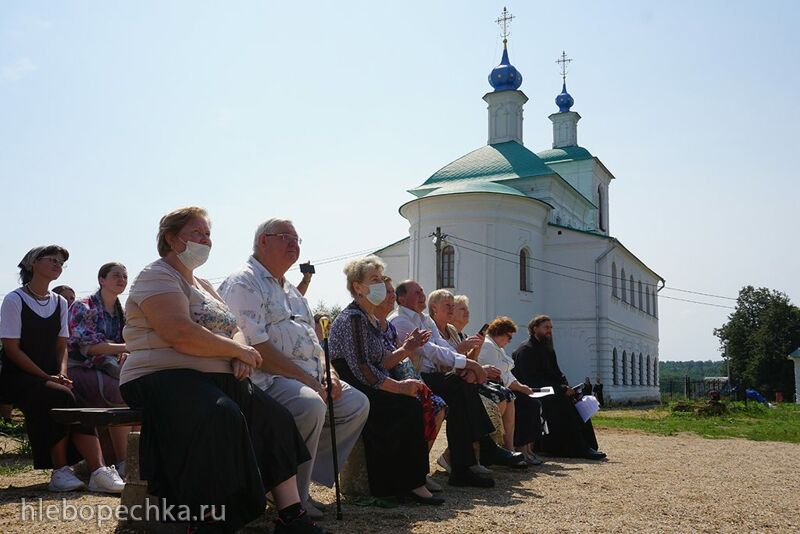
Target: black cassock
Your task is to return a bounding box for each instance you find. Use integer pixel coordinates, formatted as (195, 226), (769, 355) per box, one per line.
(512, 335), (600, 457)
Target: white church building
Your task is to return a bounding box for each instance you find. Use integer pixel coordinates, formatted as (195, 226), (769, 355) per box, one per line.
(375, 36), (662, 403)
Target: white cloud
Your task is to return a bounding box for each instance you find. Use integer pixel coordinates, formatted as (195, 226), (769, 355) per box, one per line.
(2, 57), (38, 82)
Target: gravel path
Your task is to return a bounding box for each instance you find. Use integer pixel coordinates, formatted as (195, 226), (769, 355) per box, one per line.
(1, 427), (798, 533)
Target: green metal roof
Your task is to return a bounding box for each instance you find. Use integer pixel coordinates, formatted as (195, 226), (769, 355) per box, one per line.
(536, 146), (593, 164)
(425, 181), (532, 199)
(400, 180), (552, 214)
(418, 141), (555, 188)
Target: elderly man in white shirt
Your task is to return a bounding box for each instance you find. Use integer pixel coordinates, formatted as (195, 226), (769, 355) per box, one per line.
(219, 218), (369, 519)
(389, 280), (526, 488)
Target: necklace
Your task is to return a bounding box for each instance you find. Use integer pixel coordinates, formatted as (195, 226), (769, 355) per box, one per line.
(24, 284), (51, 305)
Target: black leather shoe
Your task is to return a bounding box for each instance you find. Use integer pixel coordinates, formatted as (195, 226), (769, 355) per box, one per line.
(481, 445), (528, 469)
(399, 491), (446, 506)
(448, 469), (496, 488)
(580, 448), (607, 460)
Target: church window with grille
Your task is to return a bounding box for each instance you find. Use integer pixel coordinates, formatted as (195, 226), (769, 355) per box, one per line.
(638, 280), (644, 310)
(639, 353), (644, 384)
(440, 245), (455, 288)
(646, 355), (651, 386)
(622, 351), (628, 385)
(612, 348), (619, 385)
(630, 352), (636, 385)
(598, 186), (606, 232)
(629, 275), (635, 306)
(612, 262), (618, 298)
(519, 248), (532, 292)
(621, 269), (627, 302)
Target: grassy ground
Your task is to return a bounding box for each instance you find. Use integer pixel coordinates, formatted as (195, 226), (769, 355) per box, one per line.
(594, 401), (800, 443)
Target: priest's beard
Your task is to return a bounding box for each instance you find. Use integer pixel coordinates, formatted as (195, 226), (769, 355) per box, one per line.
(535, 333), (554, 350)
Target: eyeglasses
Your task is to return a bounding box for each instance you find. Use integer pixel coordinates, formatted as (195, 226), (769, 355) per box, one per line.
(265, 233), (302, 245)
(38, 256), (67, 268)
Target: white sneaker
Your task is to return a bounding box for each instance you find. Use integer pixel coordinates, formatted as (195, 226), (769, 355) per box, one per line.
(88, 466), (125, 494)
(49, 466), (86, 492)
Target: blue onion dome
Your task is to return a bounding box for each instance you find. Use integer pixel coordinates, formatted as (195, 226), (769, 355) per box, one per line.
(488, 44), (523, 92)
(555, 82), (574, 112)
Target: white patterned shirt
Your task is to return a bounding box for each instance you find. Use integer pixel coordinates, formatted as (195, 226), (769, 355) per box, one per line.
(389, 305), (467, 374)
(219, 256), (323, 390)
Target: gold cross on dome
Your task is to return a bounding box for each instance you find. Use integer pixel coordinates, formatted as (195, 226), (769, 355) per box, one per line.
(557, 50), (572, 82)
(495, 7), (514, 44)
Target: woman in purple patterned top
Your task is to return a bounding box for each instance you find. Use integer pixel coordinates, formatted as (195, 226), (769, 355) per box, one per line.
(67, 262), (135, 472)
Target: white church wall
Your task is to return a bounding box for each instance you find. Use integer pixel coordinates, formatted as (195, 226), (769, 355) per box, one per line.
(374, 238), (410, 283)
(399, 192), (550, 338)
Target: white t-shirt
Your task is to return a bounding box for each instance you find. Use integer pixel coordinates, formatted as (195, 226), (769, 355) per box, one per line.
(0, 289), (70, 339)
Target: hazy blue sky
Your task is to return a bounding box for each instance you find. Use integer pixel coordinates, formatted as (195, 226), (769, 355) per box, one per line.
(2, 1), (798, 361)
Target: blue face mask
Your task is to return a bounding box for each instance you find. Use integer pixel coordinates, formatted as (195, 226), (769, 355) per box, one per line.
(365, 282), (387, 306)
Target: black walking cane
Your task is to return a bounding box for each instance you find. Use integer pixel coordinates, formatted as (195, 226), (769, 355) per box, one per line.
(319, 317), (343, 520)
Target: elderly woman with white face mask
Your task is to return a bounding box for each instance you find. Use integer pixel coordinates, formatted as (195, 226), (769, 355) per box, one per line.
(328, 256), (444, 505)
(119, 206), (321, 534)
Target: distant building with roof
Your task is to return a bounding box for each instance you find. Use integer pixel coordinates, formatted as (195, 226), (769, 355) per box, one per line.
(375, 24), (662, 402)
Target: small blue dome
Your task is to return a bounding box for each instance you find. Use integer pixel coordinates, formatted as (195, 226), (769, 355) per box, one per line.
(488, 45), (523, 92)
(555, 82), (574, 112)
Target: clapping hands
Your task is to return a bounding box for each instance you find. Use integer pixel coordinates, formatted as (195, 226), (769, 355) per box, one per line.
(402, 328), (431, 352)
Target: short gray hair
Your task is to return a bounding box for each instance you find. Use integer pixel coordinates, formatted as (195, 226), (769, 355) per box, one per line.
(427, 289), (454, 318)
(253, 218), (293, 252)
(343, 255), (386, 298)
(454, 294), (470, 308)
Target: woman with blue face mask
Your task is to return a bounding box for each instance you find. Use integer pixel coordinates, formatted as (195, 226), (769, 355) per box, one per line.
(119, 206), (322, 534)
(328, 256), (443, 505)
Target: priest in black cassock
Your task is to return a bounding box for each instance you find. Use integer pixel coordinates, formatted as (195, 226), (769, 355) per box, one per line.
(512, 315), (606, 460)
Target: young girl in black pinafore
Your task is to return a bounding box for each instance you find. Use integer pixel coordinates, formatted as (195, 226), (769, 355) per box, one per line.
(0, 245), (125, 493)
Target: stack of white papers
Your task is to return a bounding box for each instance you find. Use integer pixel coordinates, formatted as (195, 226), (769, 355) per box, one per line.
(529, 386), (554, 399)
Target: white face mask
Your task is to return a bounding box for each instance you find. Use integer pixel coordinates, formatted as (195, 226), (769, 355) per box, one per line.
(364, 282), (387, 306)
(177, 239), (211, 271)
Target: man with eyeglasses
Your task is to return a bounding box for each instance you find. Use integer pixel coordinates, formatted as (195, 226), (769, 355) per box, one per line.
(220, 218), (369, 519)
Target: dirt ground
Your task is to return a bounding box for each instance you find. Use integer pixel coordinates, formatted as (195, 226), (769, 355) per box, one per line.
(1, 426), (799, 533)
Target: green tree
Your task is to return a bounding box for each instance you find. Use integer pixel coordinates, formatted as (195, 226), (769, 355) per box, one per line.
(312, 300), (343, 323)
(714, 286), (800, 396)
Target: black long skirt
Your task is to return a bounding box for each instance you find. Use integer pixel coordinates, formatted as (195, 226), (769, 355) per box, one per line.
(120, 369), (311, 531)
(0, 370), (96, 469)
(536, 393), (599, 457)
(513, 394), (544, 448)
(333, 360), (428, 497)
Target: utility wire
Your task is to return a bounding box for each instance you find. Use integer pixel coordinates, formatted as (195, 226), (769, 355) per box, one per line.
(449, 241), (735, 310)
(445, 233), (738, 302)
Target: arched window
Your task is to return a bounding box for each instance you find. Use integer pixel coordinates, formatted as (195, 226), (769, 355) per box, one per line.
(646, 355), (651, 386)
(630, 352), (636, 385)
(621, 269), (627, 302)
(598, 186), (606, 232)
(654, 357), (659, 385)
(440, 245), (455, 288)
(622, 351), (628, 385)
(646, 287), (651, 315)
(639, 353), (644, 384)
(653, 290), (658, 318)
(611, 262), (618, 298)
(519, 248), (531, 292)
(612, 348), (618, 385)
(629, 275), (635, 306)
(638, 280), (644, 310)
